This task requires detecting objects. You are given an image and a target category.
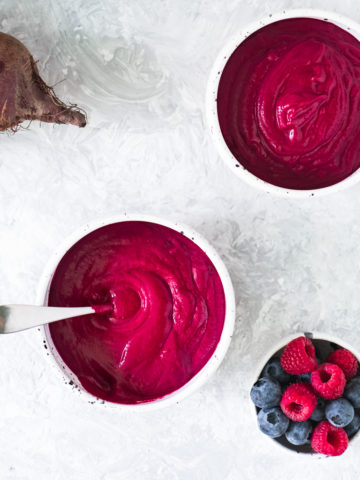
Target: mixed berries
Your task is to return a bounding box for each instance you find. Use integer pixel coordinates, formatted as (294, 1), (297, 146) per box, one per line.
(280, 336), (317, 375)
(327, 349), (358, 380)
(311, 363), (346, 400)
(251, 336), (360, 456)
(311, 421), (348, 457)
(280, 383), (317, 421)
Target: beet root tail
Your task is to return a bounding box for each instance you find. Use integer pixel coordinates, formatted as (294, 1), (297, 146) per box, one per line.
(23, 59), (87, 128)
(29, 87), (87, 128)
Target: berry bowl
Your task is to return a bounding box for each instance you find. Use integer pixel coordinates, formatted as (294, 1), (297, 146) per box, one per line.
(250, 332), (360, 457)
(206, 9), (360, 198)
(36, 214), (236, 411)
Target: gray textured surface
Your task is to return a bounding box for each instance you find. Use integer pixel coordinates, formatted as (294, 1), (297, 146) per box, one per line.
(0, 0), (360, 478)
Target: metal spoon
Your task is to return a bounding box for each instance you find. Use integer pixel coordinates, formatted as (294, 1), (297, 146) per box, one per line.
(0, 304), (112, 334)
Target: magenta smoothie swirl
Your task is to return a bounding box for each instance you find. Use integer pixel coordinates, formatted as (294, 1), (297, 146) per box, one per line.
(48, 221), (226, 404)
(217, 18), (360, 190)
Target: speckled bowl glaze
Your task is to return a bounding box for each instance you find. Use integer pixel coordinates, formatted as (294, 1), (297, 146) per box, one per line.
(250, 332), (360, 458)
(36, 214), (236, 410)
(206, 9), (360, 198)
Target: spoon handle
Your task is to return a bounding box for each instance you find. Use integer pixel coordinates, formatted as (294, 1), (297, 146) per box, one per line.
(0, 305), (95, 334)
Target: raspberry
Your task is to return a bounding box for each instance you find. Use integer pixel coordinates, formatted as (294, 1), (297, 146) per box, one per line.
(327, 349), (358, 380)
(280, 336), (317, 374)
(280, 383), (317, 421)
(311, 421), (348, 456)
(311, 363), (346, 400)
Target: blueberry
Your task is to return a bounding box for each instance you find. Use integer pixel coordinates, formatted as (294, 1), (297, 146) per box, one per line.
(262, 358), (290, 384)
(344, 377), (360, 408)
(250, 377), (282, 408)
(325, 398), (354, 428)
(299, 372), (311, 382)
(310, 397), (326, 422)
(285, 420), (312, 446)
(257, 407), (290, 438)
(345, 410), (360, 438)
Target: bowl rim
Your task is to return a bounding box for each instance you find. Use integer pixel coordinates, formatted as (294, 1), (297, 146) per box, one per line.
(206, 9), (360, 198)
(36, 213), (236, 411)
(249, 331), (360, 458)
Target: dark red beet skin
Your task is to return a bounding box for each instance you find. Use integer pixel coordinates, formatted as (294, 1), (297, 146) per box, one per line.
(0, 32), (86, 131)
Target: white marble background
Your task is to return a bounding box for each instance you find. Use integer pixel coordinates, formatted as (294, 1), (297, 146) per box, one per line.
(1, 0), (360, 478)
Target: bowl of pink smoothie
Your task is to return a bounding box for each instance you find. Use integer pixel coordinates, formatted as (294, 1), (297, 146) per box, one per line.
(207, 10), (360, 197)
(36, 214), (235, 409)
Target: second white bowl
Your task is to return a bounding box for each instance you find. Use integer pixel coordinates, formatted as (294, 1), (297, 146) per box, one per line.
(36, 214), (236, 411)
(206, 9), (360, 198)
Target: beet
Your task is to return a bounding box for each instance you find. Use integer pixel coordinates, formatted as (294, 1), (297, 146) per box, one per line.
(0, 32), (86, 131)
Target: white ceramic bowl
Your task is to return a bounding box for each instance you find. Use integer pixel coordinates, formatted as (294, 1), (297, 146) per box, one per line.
(206, 9), (360, 198)
(250, 332), (360, 457)
(36, 214), (236, 410)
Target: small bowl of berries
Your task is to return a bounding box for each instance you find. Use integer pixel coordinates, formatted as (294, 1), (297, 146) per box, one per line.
(250, 333), (360, 457)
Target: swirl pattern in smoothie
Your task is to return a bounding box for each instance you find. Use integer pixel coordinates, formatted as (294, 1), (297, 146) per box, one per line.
(217, 18), (360, 189)
(48, 221), (226, 404)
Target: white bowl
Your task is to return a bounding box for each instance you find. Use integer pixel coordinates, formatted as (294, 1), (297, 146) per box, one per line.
(36, 214), (236, 411)
(206, 9), (360, 198)
(250, 331), (360, 457)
